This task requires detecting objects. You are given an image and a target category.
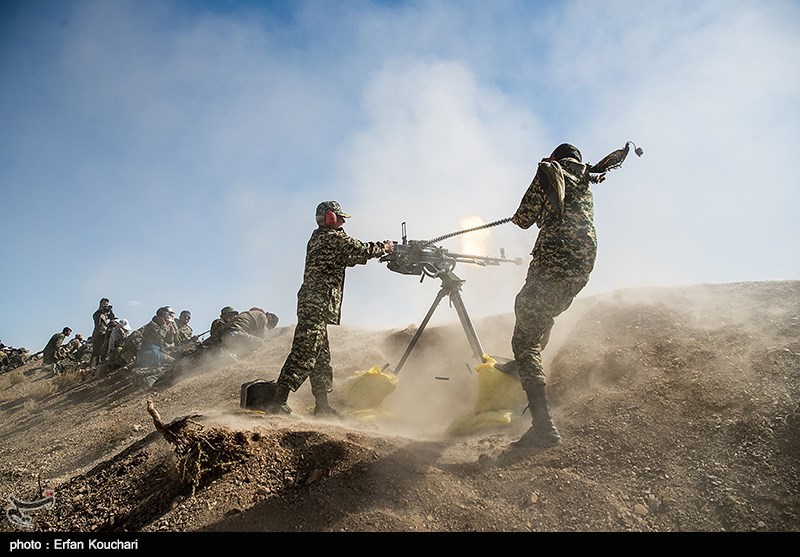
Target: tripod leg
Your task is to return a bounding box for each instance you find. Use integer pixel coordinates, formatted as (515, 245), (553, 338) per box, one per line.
(448, 287), (485, 362)
(394, 286), (448, 375)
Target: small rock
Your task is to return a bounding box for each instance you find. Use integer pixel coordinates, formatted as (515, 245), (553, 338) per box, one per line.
(634, 503), (648, 516)
(305, 469), (324, 485)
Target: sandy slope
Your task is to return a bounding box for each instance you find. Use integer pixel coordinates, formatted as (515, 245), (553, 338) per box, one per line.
(0, 280), (798, 535)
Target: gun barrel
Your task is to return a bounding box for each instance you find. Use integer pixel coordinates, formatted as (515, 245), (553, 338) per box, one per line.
(449, 252), (523, 266)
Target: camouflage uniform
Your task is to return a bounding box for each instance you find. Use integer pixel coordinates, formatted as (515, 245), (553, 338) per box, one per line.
(207, 307), (238, 344)
(176, 322), (194, 344)
(209, 318), (227, 340)
(136, 318), (178, 368)
(276, 224), (387, 399)
(103, 326), (128, 368)
(511, 155), (596, 389)
(221, 310), (272, 357)
(118, 327), (144, 367)
(1, 349), (28, 372)
(42, 331), (67, 371)
(90, 305), (115, 365)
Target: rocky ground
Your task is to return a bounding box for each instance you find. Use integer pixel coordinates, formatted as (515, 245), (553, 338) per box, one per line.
(0, 280), (797, 540)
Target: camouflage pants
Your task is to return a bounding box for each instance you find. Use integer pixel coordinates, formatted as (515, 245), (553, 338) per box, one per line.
(277, 319), (333, 398)
(511, 275), (588, 389)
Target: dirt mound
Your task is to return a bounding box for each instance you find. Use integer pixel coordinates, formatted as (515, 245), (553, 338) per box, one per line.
(0, 280), (798, 534)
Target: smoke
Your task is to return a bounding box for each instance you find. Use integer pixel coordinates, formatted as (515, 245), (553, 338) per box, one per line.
(457, 215), (492, 256)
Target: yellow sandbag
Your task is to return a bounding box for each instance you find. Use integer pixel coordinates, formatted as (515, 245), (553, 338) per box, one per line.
(446, 410), (515, 437)
(342, 407), (395, 425)
(341, 365), (398, 410)
(473, 355), (526, 414)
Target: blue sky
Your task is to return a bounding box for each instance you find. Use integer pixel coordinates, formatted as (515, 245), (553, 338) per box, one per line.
(1, 0), (798, 352)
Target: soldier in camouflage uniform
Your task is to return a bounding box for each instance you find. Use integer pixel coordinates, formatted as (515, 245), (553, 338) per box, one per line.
(89, 298), (115, 369)
(506, 143), (600, 449)
(136, 306), (179, 368)
(266, 201), (394, 416)
(220, 307), (278, 357)
(117, 325), (145, 368)
(504, 142), (636, 449)
(175, 310), (197, 345)
(42, 327), (72, 375)
(105, 320), (131, 369)
(58, 333), (91, 374)
(209, 307), (238, 342)
(9, 348), (29, 369)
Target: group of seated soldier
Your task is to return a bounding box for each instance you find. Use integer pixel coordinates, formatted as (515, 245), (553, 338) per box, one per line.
(0, 340), (30, 374)
(122, 305), (279, 389)
(28, 302), (278, 387)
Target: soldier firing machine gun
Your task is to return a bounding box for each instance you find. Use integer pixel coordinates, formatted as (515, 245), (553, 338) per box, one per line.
(381, 221), (522, 375)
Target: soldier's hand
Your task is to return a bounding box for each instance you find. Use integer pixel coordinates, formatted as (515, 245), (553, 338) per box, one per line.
(383, 240), (395, 254)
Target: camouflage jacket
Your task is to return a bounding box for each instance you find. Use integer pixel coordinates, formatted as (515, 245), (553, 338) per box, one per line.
(42, 332), (66, 365)
(121, 326), (145, 355)
(176, 322), (194, 344)
(209, 318), (227, 339)
(512, 157), (597, 282)
(296, 226), (386, 325)
(223, 311), (269, 339)
(91, 308), (115, 341)
(139, 318), (178, 350)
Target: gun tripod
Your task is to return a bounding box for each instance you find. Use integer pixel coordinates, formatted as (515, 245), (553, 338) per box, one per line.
(393, 271), (485, 375)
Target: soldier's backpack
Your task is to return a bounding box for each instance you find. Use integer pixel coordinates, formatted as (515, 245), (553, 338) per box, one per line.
(240, 380), (277, 411)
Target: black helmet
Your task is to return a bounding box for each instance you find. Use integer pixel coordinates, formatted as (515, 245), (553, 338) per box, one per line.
(550, 143), (582, 162)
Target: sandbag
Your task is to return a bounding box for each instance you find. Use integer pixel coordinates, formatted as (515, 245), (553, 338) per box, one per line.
(446, 410), (515, 437)
(473, 356), (526, 414)
(341, 365), (398, 410)
(341, 407), (396, 425)
(445, 356), (527, 437)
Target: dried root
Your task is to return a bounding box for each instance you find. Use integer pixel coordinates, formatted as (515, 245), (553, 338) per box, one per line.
(147, 400), (249, 495)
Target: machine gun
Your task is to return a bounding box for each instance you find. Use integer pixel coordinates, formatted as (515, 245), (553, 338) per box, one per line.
(381, 222), (523, 375)
(381, 221), (521, 280)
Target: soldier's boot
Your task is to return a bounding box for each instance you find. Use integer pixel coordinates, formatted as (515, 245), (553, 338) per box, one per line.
(313, 391), (340, 419)
(494, 359), (518, 376)
(264, 383), (293, 415)
(510, 384), (562, 449)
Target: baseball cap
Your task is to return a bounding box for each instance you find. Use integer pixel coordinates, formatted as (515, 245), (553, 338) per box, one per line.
(315, 200), (351, 219)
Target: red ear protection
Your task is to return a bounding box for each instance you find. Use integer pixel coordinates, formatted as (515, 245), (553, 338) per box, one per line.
(324, 210), (338, 227)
